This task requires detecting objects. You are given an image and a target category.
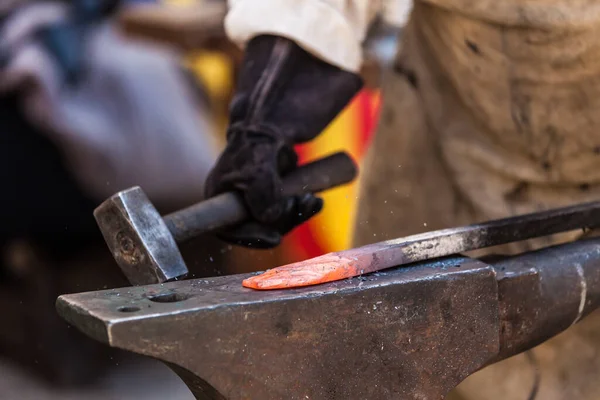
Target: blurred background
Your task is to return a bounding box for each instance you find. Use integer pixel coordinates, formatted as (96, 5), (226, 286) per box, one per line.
(0, 0), (408, 398)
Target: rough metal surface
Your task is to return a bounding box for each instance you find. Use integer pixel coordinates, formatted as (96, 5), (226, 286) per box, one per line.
(57, 257), (500, 399)
(93, 187), (188, 286)
(490, 239), (600, 364)
(57, 238), (600, 399)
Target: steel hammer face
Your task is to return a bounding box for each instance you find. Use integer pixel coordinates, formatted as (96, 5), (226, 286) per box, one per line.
(93, 187), (188, 286)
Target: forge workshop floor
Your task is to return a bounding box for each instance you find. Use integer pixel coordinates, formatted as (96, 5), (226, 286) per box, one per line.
(0, 357), (195, 400)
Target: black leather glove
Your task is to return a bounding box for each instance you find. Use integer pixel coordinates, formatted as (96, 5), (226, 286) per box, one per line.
(205, 34), (364, 249)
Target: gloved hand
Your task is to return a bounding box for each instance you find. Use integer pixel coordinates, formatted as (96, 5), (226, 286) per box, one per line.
(205, 34), (364, 249)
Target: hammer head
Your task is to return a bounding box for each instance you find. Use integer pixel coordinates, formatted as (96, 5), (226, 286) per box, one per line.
(93, 187), (188, 286)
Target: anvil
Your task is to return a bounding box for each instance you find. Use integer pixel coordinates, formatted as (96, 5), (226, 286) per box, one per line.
(56, 238), (600, 399)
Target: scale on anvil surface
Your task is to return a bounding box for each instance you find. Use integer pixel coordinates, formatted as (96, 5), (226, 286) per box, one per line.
(57, 201), (600, 399)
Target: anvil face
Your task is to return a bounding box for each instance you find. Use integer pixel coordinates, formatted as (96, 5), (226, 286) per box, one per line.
(57, 257), (500, 400)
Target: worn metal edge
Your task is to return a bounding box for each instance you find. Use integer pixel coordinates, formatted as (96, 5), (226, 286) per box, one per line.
(55, 295), (112, 345)
(54, 257), (491, 352)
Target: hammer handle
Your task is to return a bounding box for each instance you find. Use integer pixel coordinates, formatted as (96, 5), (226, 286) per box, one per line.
(163, 152), (358, 243)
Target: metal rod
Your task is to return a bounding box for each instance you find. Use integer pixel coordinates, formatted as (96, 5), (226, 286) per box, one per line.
(244, 200), (600, 289)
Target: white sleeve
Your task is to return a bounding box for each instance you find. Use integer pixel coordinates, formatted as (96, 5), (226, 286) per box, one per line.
(224, 0), (382, 73)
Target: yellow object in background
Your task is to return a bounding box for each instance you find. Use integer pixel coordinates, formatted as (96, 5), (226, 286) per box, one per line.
(185, 50), (234, 142)
(289, 90), (380, 260)
(162, 0), (198, 6)
(185, 51), (232, 101)
(161, 0), (235, 139)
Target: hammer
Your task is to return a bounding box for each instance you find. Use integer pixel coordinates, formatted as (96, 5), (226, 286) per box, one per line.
(93, 152), (357, 286)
